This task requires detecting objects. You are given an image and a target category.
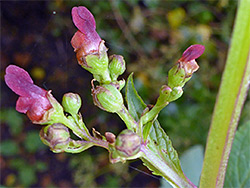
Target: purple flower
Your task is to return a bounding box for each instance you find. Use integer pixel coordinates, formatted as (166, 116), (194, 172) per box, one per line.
(4, 65), (52, 123)
(71, 6), (102, 56)
(178, 44), (205, 76)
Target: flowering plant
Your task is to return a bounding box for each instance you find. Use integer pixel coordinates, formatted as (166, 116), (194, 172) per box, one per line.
(4, 3), (250, 188)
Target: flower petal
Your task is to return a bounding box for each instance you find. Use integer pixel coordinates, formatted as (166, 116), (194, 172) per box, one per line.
(72, 6), (96, 35)
(71, 30), (101, 55)
(179, 44), (205, 62)
(5, 65), (47, 97)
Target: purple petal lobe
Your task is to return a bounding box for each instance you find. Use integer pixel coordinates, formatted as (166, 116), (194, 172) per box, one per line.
(179, 44), (205, 62)
(5, 65), (47, 97)
(72, 6), (96, 34)
(6, 65), (33, 84)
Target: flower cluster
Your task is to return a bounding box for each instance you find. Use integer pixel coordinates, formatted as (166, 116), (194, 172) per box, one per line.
(4, 7), (205, 183)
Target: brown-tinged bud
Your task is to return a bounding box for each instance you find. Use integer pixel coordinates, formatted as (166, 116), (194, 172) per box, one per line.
(92, 83), (123, 113)
(115, 129), (141, 158)
(40, 123), (70, 153)
(105, 132), (116, 144)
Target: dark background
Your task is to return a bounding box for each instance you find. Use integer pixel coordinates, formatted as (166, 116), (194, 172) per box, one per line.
(1, 1), (249, 187)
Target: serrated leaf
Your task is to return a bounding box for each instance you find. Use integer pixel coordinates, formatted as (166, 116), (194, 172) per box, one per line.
(125, 74), (186, 186)
(224, 121), (250, 187)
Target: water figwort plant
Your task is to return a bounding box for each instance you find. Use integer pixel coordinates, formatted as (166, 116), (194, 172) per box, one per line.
(4, 1), (250, 187)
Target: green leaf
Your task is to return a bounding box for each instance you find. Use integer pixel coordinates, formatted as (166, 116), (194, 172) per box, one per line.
(35, 161), (48, 172)
(224, 121), (250, 187)
(126, 73), (189, 187)
(0, 140), (19, 156)
(160, 145), (204, 188)
(125, 73), (146, 121)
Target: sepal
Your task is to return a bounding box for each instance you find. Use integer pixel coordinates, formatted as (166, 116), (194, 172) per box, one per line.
(115, 129), (141, 158)
(40, 123), (71, 153)
(91, 83), (124, 113)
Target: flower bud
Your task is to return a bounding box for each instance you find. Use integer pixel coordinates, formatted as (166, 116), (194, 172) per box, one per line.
(62, 93), (81, 115)
(105, 132), (116, 144)
(109, 55), (126, 81)
(40, 123), (70, 153)
(115, 129), (141, 158)
(77, 41), (110, 82)
(92, 83), (123, 113)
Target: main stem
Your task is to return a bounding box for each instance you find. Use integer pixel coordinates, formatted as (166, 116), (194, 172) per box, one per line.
(199, 0), (250, 187)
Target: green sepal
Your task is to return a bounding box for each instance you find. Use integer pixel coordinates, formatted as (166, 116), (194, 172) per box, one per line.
(168, 63), (186, 88)
(82, 41), (111, 83)
(92, 83), (124, 113)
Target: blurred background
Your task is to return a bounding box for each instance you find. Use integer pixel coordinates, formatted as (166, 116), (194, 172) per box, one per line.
(1, 0), (249, 187)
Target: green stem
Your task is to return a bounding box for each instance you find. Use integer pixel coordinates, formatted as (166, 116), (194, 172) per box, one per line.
(116, 105), (138, 131)
(200, 0), (250, 187)
(141, 97), (169, 125)
(59, 116), (91, 141)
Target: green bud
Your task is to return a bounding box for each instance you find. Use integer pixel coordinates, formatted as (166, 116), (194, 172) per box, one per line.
(62, 93), (81, 115)
(92, 83), (123, 113)
(40, 123), (70, 153)
(115, 129), (141, 158)
(168, 63), (186, 88)
(109, 55), (126, 81)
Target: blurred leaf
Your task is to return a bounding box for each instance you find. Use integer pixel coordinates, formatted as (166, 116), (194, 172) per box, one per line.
(179, 145), (204, 186)
(103, 175), (119, 188)
(18, 166), (37, 186)
(0, 140), (19, 156)
(224, 121), (250, 187)
(31, 67), (46, 80)
(130, 7), (144, 34)
(9, 158), (26, 169)
(35, 161), (48, 172)
(24, 130), (46, 153)
(0, 109), (23, 136)
(5, 173), (16, 187)
(167, 8), (186, 28)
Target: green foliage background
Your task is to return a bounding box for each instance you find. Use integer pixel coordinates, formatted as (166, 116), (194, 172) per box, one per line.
(1, 0), (249, 187)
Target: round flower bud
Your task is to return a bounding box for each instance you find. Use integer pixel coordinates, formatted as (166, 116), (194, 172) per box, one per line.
(62, 93), (81, 115)
(92, 84), (123, 113)
(109, 55), (126, 81)
(115, 129), (141, 158)
(40, 123), (70, 153)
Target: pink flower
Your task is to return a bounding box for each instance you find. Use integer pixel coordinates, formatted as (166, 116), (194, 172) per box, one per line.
(71, 6), (102, 56)
(4, 65), (52, 123)
(178, 44), (205, 76)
